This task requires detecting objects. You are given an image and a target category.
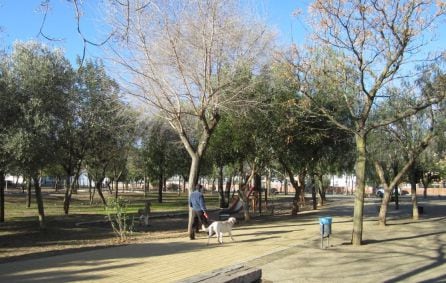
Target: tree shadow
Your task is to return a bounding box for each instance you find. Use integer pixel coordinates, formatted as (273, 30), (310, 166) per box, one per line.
(384, 237), (445, 282)
(0, 241), (207, 282)
(361, 230), (446, 245)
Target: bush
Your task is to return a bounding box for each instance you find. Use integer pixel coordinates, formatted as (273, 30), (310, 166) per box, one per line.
(106, 197), (134, 242)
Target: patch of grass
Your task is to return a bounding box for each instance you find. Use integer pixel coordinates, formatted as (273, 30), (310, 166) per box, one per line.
(3, 189), (221, 220)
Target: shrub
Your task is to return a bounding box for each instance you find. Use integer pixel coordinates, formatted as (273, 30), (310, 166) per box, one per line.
(106, 197), (134, 242)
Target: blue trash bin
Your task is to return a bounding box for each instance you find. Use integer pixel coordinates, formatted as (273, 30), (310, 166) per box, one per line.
(319, 217), (332, 237)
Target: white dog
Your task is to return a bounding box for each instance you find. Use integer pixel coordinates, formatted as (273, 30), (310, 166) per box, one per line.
(202, 217), (236, 245)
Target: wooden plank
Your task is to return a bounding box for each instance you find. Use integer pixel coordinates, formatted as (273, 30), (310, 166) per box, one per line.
(178, 264), (262, 283)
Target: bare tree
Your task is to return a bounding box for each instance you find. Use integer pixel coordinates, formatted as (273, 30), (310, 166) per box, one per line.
(106, 0), (272, 238)
(289, 0), (446, 245)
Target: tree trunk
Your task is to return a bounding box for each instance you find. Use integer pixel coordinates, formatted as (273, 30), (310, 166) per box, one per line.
(63, 176), (72, 215)
(281, 162), (301, 215)
(27, 176), (32, 208)
(225, 176), (232, 201)
(0, 172), (5, 222)
(421, 174), (429, 199)
(218, 165), (225, 208)
(297, 172), (306, 207)
(317, 173), (326, 206)
(109, 179), (114, 194)
(64, 163), (82, 214)
(265, 170), (270, 208)
(88, 177), (94, 204)
(144, 175), (148, 197)
(392, 163), (399, 210)
(54, 176), (59, 191)
(374, 161), (391, 227)
(103, 179), (108, 194)
(311, 174), (317, 210)
(254, 173), (262, 215)
(378, 190), (391, 226)
(352, 134), (366, 246)
(158, 174), (163, 203)
(33, 175), (45, 229)
(114, 180), (119, 199)
(96, 178), (107, 206)
(394, 184), (399, 210)
(375, 157), (416, 226)
(284, 178), (288, 195)
(187, 155), (201, 238)
(409, 164), (419, 220)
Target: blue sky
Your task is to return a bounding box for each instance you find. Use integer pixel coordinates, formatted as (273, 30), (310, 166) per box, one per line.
(0, 0), (444, 64)
(0, 0), (109, 63)
(0, 0), (307, 63)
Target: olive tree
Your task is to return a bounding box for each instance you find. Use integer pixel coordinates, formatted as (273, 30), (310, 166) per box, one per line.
(6, 41), (73, 228)
(0, 51), (17, 222)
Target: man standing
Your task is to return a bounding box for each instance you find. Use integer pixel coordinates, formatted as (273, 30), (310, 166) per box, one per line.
(189, 184), (209, 240)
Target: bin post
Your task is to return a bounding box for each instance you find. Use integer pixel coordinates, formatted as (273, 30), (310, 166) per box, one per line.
(319, 217), (332, 249)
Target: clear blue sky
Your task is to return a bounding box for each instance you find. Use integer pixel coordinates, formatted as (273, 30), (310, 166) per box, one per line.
(0, 0), (307, 63)
(0, 0), (444, 64)
(0, 0), (109, 63)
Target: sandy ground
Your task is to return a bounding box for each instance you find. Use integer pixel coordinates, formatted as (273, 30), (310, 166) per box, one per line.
(252, 195), (446, 282)
(0, 195), (445, 283)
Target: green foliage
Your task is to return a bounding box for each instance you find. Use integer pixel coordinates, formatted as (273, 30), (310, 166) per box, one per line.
(0, 52), (15, 170)
(80, 60), (138, 188)
(106, 197), (134, 242)
(206, 115), (239, 168)
(142, 118), (189, 182)
(259, 62), (354, 176)
(6, 41), (73, 176)
(125, 145), (145, 184)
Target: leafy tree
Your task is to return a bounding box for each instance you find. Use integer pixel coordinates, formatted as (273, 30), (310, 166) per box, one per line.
(291, 0), (446, 245)
(0, 51), (18, 222)
(58, 59), (94, 214)
(58, 59), (134, 212)
(247, 62), (354, 214)
(86, 97), (136, 207)
(5, 41), (73, 228)
(142, 118), (184, 203)
(206, 115), (239, 207)
(126, 144), (146, 192)
(74, 60), (138, 207)
(368, 66), (445, 225)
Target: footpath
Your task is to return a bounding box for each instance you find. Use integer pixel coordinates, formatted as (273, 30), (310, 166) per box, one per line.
(0, 196), (445, 282)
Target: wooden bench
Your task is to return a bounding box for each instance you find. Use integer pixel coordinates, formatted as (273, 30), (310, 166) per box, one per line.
(177, 264), (261, 283)
(219, 198), (244, 220)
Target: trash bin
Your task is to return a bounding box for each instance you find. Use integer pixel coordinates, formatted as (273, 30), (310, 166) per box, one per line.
(319, 217), (332, 249)
(417, 206), (424, 214)
(319, 217), (332, 237)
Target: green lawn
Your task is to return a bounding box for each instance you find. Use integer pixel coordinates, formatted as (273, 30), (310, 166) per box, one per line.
(3, 188), (223, 221)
